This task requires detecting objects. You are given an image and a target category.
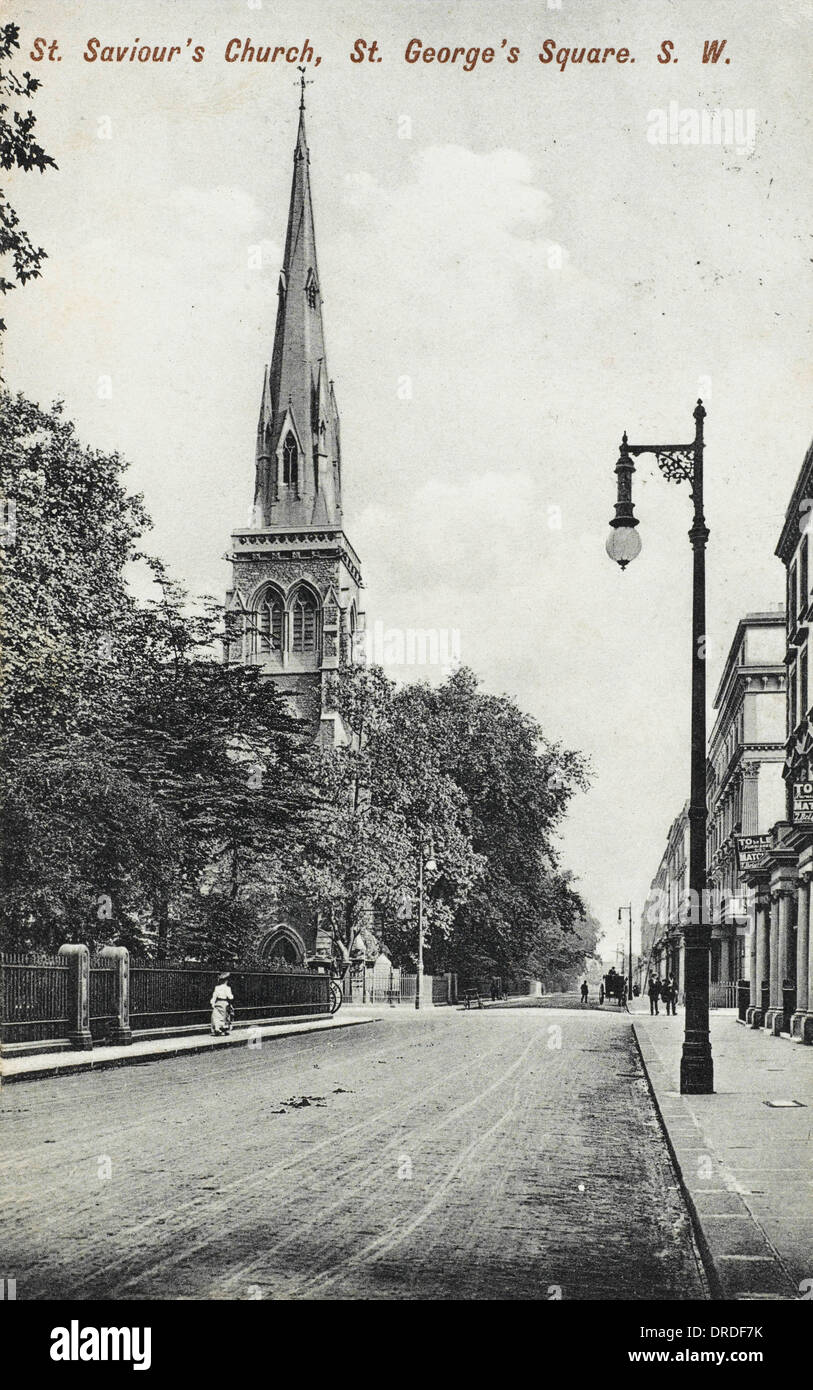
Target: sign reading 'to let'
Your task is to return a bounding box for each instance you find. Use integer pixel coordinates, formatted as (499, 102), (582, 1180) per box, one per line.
(793, 782), (813, 822)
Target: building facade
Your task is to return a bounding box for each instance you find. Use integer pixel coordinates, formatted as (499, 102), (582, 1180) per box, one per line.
(745, 439), (813, 1041)
(639, 803), (689, 999)
(225, 94), (365, 742)
(706, 611), (786, 989)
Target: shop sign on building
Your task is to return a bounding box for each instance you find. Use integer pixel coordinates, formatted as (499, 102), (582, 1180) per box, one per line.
(734, 834), (772, 871)
(793, 781), (813, 824)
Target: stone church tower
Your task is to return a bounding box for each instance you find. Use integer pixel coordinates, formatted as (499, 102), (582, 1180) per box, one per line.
(226, 91), (365, 745)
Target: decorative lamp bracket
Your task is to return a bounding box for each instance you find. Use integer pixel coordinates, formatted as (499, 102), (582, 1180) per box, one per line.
(627, 443), (696, 487)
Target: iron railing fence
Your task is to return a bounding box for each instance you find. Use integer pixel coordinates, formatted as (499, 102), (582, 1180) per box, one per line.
(709, 980), (739, 1009)
(363, 965), (426, 1005)
(431, 975), (450, 1004)
(366, 964), (400, 1004)
(129, 959), (330, 1032)
(361, 967), (454, 1006)
(230, 966), (330, 1022)
(89, 954), (119, 1042)
(342, 961), (365, 1002)
(0, 952), (70, 1044)
(1, 951), (331, 1047)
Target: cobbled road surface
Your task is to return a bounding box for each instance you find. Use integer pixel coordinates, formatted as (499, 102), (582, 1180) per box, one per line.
(1, 1001), (709, 1300)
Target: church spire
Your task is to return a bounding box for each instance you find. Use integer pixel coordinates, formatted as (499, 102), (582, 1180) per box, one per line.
(254, 83), (342, 529)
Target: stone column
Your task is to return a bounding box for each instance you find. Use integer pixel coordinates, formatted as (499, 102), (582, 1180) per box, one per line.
(719, 931), (731, 984)
(746, 877), (766, 1022)
(790, 874), (810, 1037)
(99, 946), (132, 1045)
(805, 887), (813, 1044)
(765, 876), (794, 1035)
(752, 889), (770, 1027)
(740, 762), (760, 835)
(58, 943), (92, 1051)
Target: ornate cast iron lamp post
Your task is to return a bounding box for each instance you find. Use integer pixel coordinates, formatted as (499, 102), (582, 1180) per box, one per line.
(606, 400), (713, 1094)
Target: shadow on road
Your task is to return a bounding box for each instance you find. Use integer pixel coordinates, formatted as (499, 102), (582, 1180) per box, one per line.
(484, 992), (627, 1012)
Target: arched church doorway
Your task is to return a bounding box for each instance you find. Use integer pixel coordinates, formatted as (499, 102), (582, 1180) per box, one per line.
(260, 925), (307, 966)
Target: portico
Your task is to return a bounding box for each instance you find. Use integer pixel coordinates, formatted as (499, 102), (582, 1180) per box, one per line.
(764, 859), (796, 1036)
(746, 822), (813, 1042)
(744, 869), (770, 1027)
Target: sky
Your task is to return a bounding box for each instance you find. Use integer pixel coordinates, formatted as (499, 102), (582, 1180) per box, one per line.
(6, 0), (812, 960)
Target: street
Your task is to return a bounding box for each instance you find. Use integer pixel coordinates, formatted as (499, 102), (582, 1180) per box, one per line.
(1, 1003), (709, 1300)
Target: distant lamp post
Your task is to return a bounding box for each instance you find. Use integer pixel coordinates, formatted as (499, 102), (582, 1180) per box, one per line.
(415, 839), (437, 1011)
(618, 903), (633, 999)
(605, 400), (713, 1095)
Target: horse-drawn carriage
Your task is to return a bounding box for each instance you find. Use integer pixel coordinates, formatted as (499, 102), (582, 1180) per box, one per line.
(599, 968), (627, 1007)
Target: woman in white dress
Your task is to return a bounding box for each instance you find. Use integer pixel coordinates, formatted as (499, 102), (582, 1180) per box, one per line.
(210, 972), (234, 1035)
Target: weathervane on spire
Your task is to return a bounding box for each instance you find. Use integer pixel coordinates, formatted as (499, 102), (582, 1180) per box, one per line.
(297, 65), (313, 111)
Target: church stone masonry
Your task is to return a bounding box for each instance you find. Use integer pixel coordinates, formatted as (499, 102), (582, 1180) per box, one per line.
(225, 90), (365, 746)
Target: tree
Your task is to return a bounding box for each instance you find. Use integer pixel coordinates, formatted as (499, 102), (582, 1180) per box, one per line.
(0, 392), (595, 973)
(0, 389), (156, 947)
(100, 564), (309, 958)
(0, 738), (181, 952)
(281, 663), (483, 965)
(0, 391), (149, 740)
(0, 392), (308, 954)
(0, 23), (57, 335)
(287, 663), (593, 983)
(527, 905), (602, 991)
(392, 668), (591, 982)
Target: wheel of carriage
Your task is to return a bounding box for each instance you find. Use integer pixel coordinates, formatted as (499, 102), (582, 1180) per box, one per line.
(330, 980), (343, 1015)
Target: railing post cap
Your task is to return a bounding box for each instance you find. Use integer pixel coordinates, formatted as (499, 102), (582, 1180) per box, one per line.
(98, 945), (129, 961)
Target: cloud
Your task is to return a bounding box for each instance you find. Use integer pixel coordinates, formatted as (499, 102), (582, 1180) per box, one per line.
(7, 16), (810, 949)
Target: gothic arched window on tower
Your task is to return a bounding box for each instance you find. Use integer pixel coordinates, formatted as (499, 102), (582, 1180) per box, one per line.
(282, 432), (298, 489)
(291, 590), (318, 653)
(306, 275), (318, 309)
(257, 592), (283, 654)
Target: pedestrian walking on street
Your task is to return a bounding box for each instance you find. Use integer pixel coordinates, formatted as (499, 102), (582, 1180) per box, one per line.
(580, 978), (589, 1005)
(648, 973), (661, 1016)
(660, 975), (672, 1015)
(210, 972), (235, 1036)
(663, 974), (677, 1016)
(490, 977), (499, 1002)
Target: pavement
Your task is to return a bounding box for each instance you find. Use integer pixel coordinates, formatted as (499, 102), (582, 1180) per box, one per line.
(630, 999), (813, 1301)
(0, 996), (544, 1084)
(0, 1008), (383, 1083)
(1, 1004), (708, 1301)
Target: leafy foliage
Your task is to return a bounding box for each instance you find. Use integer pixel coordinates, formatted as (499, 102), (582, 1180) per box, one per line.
(0, 391), (148, 738)
(0, 23), (57, 333)
(290, 663), (597, 983)
(389, 669), (594, 981)
(0, 392), (306, 954)
(0, 393), (597, 983)
(283, 663), (483, 964)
